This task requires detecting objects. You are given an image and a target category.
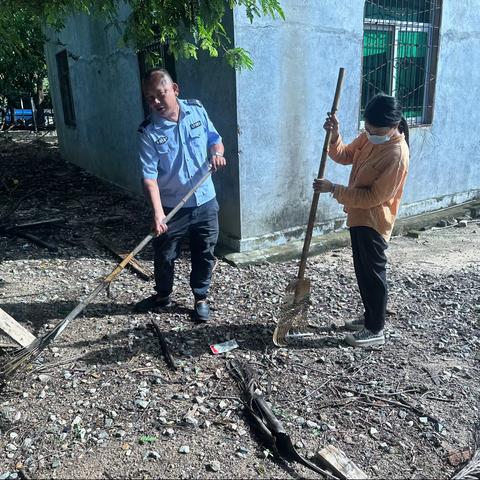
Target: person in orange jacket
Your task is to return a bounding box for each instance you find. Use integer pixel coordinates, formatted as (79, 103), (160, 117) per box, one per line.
(313, 93), (410, 347)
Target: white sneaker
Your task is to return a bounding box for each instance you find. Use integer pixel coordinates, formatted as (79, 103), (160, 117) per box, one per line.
(345, 328), (385, 347)
(344, 315), (365, 331)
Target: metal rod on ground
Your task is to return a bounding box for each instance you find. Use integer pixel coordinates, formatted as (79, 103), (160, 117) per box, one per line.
(273, 68), (345, 346)
(0, 167), (213, 385)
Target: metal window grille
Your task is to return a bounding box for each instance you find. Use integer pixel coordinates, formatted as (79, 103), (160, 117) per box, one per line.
(56, 50), (76, 127)
(361, 0), (442, 126)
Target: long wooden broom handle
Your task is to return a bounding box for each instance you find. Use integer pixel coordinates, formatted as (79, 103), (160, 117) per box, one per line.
(297, 68), (345, 280)
(50, 167), (214, 343)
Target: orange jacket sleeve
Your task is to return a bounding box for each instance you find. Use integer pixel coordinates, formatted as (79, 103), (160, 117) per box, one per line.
(332, 148), (408, 208)
(328, 133), (367, 166)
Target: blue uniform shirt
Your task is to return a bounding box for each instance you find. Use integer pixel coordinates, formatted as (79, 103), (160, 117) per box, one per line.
(138, 99), (222, 208)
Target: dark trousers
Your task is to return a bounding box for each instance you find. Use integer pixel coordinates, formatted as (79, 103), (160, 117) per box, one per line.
(350, 226), (388, 333)
(153, 198), (219, 301)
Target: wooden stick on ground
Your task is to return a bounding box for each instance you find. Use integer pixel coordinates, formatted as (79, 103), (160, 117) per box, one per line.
(0, 307), (36, 348)
(97, 235), (153, 281)
(338, 386), (441, 424)
(3, 217), (65, 231)
(150, 319), (177, 371)
(316, 445), (367, 480)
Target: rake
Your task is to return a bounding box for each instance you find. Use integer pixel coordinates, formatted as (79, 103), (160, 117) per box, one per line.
(273, 67), (345, 346)
(0, 167), (213, 386)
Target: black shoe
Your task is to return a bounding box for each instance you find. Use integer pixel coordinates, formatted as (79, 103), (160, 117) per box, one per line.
(134, 295), (171, 313)
(193, 300), (210, 322)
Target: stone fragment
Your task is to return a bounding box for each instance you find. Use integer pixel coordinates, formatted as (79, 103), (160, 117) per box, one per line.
(207, 460), (221, 472)
(135, 399), (149, 409)
(145, 450), (161, 461)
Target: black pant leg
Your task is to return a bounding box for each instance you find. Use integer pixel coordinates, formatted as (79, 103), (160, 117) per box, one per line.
(152, 208), (191, 298)
(350, 228), (370, 323)
(188, 199), (219, 300)
(350, 226), (388, 333)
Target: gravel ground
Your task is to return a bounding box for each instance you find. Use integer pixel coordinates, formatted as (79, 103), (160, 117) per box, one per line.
(0, 132), (479, 479)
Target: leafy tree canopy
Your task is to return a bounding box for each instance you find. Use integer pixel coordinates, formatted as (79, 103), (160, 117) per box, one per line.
(0, 5), (47, 103)
(6, 0), (285, 70)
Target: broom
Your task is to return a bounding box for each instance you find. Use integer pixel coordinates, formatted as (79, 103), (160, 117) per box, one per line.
(273, 68), (345, 346)
(0, 166), (213, 385)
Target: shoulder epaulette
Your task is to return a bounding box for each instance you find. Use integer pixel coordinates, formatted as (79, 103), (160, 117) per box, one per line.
(137, 118), (151, 133)
(186, 99), (203, 107)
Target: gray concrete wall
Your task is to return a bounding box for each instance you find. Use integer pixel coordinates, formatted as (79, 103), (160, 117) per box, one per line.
(44, 6), (145, 195)
(233, 1), (365, 251)
(399, 0), (480, 216)
(232, 0), (480, 251)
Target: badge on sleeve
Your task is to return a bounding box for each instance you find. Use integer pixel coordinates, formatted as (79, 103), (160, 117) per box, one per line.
(155, 136), (168, 145)
(190, 121), (202, 130)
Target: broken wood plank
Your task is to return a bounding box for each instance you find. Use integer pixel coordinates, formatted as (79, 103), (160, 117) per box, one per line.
(0, 307), (36, 347)
(316, 445), (367, 480)
(150, 319), (177, 371)
(97, 236), (153, 281)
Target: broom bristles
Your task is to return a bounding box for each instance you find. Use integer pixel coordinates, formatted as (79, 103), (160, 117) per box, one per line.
(452, 449), (480, 480)
(452, 426), (480, 480)
(273, 294), (310, 346)
(1, 340), (40, 381)
(0, 317), (67, 383)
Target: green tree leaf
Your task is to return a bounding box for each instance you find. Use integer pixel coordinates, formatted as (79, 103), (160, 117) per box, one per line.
(2, 0), (285, 71)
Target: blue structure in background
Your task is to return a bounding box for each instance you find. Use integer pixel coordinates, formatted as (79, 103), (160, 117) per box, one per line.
(4, 109), (33, 125)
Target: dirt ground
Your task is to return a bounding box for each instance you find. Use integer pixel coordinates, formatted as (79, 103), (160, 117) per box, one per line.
(0, 132), (479, 479)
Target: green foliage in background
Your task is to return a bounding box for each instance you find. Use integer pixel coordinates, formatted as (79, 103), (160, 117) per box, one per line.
(5, 0), (285, 70)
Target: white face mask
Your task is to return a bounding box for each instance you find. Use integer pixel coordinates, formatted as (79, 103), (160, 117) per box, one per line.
(366, 132), (391, 144)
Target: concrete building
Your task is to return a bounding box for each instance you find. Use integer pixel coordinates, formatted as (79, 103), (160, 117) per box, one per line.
(44, 0), (480, 253)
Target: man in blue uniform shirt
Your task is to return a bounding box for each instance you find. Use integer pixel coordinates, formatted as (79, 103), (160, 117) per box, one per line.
(135, 68), (226, 322)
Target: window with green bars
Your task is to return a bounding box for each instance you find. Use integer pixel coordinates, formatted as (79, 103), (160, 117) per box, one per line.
(361, 0), (442, 126)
